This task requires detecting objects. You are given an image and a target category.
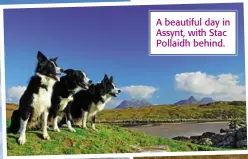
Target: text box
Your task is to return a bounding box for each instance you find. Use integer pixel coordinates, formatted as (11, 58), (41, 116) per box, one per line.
(149, 11), (237, 55)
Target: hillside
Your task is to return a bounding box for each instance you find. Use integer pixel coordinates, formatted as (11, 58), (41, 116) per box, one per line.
(116, 99), (152, 109)
(6, 103), (18, 120)
(6, 102), (246, 122)
(98, 102), (246, 122)
(6, 120), (225, 155)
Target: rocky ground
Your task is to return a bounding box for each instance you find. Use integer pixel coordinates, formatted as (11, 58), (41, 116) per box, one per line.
(173, 120), (247, 148)
(130, 145), (170, 152)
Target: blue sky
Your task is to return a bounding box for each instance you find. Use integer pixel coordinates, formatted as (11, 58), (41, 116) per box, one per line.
(3, 3), (246, 108)
(0, 0), (127, 5)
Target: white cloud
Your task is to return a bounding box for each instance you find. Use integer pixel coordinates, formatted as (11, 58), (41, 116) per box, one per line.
(7, 86), (26, 103)
(175, 72), (246, 101)
(120, 85), (158, 99)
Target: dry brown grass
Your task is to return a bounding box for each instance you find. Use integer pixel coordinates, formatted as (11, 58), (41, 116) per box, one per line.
(135, 154), (248, 159)
(6, 103), (18, 120)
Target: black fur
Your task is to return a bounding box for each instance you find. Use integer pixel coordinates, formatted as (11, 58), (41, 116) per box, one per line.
(60, 74), (121, 129)
(48, 69), (92, 131)
(9, 110), (20, 133)
(9, 76), (43, 133)
(8, 51), (62, 145)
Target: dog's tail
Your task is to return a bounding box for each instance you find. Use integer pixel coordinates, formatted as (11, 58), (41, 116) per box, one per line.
(8, 110), (21, 134)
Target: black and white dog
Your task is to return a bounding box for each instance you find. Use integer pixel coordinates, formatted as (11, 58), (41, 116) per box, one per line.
(60, 74), (121, 131)
(9, 51), (63, 145)
(49, 69), (92, 133)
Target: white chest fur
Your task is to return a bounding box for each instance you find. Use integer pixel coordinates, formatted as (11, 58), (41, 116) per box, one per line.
(59, 95), (73, 111)
(88, 95), (112, 117)
(32, 74), (56, 119)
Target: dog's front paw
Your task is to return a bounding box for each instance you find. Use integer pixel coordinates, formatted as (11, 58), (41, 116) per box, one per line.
(54, 127), (61, 132)
(18, 136), (26, 145)
(43, 135), (51, 140)
(68, 95), (73, 101)
(92, 125), (98, 131)
(92, 128), (98, 132)
(69, 128), (76, 132)
(82, 126), (88, 130)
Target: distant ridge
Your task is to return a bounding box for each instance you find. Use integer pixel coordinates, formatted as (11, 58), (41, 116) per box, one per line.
(198, 97), (215, 105)
(174, 96), (215, 106)
(116, 99), (152, 109)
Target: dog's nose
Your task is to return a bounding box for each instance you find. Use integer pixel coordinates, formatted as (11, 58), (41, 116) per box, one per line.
(60, 68), (64, 72)
(118, 90), (121, 93)
(88, 80), (93, 85)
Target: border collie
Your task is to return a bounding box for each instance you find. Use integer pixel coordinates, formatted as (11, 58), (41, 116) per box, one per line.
(9, 51), (63, 145)
(49, 69), (92, 133)
(60, 74), (121, 131)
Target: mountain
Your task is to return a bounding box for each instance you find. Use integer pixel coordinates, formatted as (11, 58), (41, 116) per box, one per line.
(174, 96), (198, 105)
(198, 97), (215, 105)
(116, 99), (152, 109)
(174, 96), (215, 105)
(188, 96), (198, 104)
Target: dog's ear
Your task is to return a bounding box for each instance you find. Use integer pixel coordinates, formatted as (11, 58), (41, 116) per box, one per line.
(37, 51), (48, 62)
(64, 69), (74, 76)
(52, 57), (58, 61)
(103, 74), (108, 82)
(102, 74), (109, 85)
(109, 76), (113, 83)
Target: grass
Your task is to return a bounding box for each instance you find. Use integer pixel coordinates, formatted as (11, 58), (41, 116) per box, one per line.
(6, 102), (246, 155)
(7, 120), (228, 156)
(98, 103), (246, 121)
(135, 154), (248, 159)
